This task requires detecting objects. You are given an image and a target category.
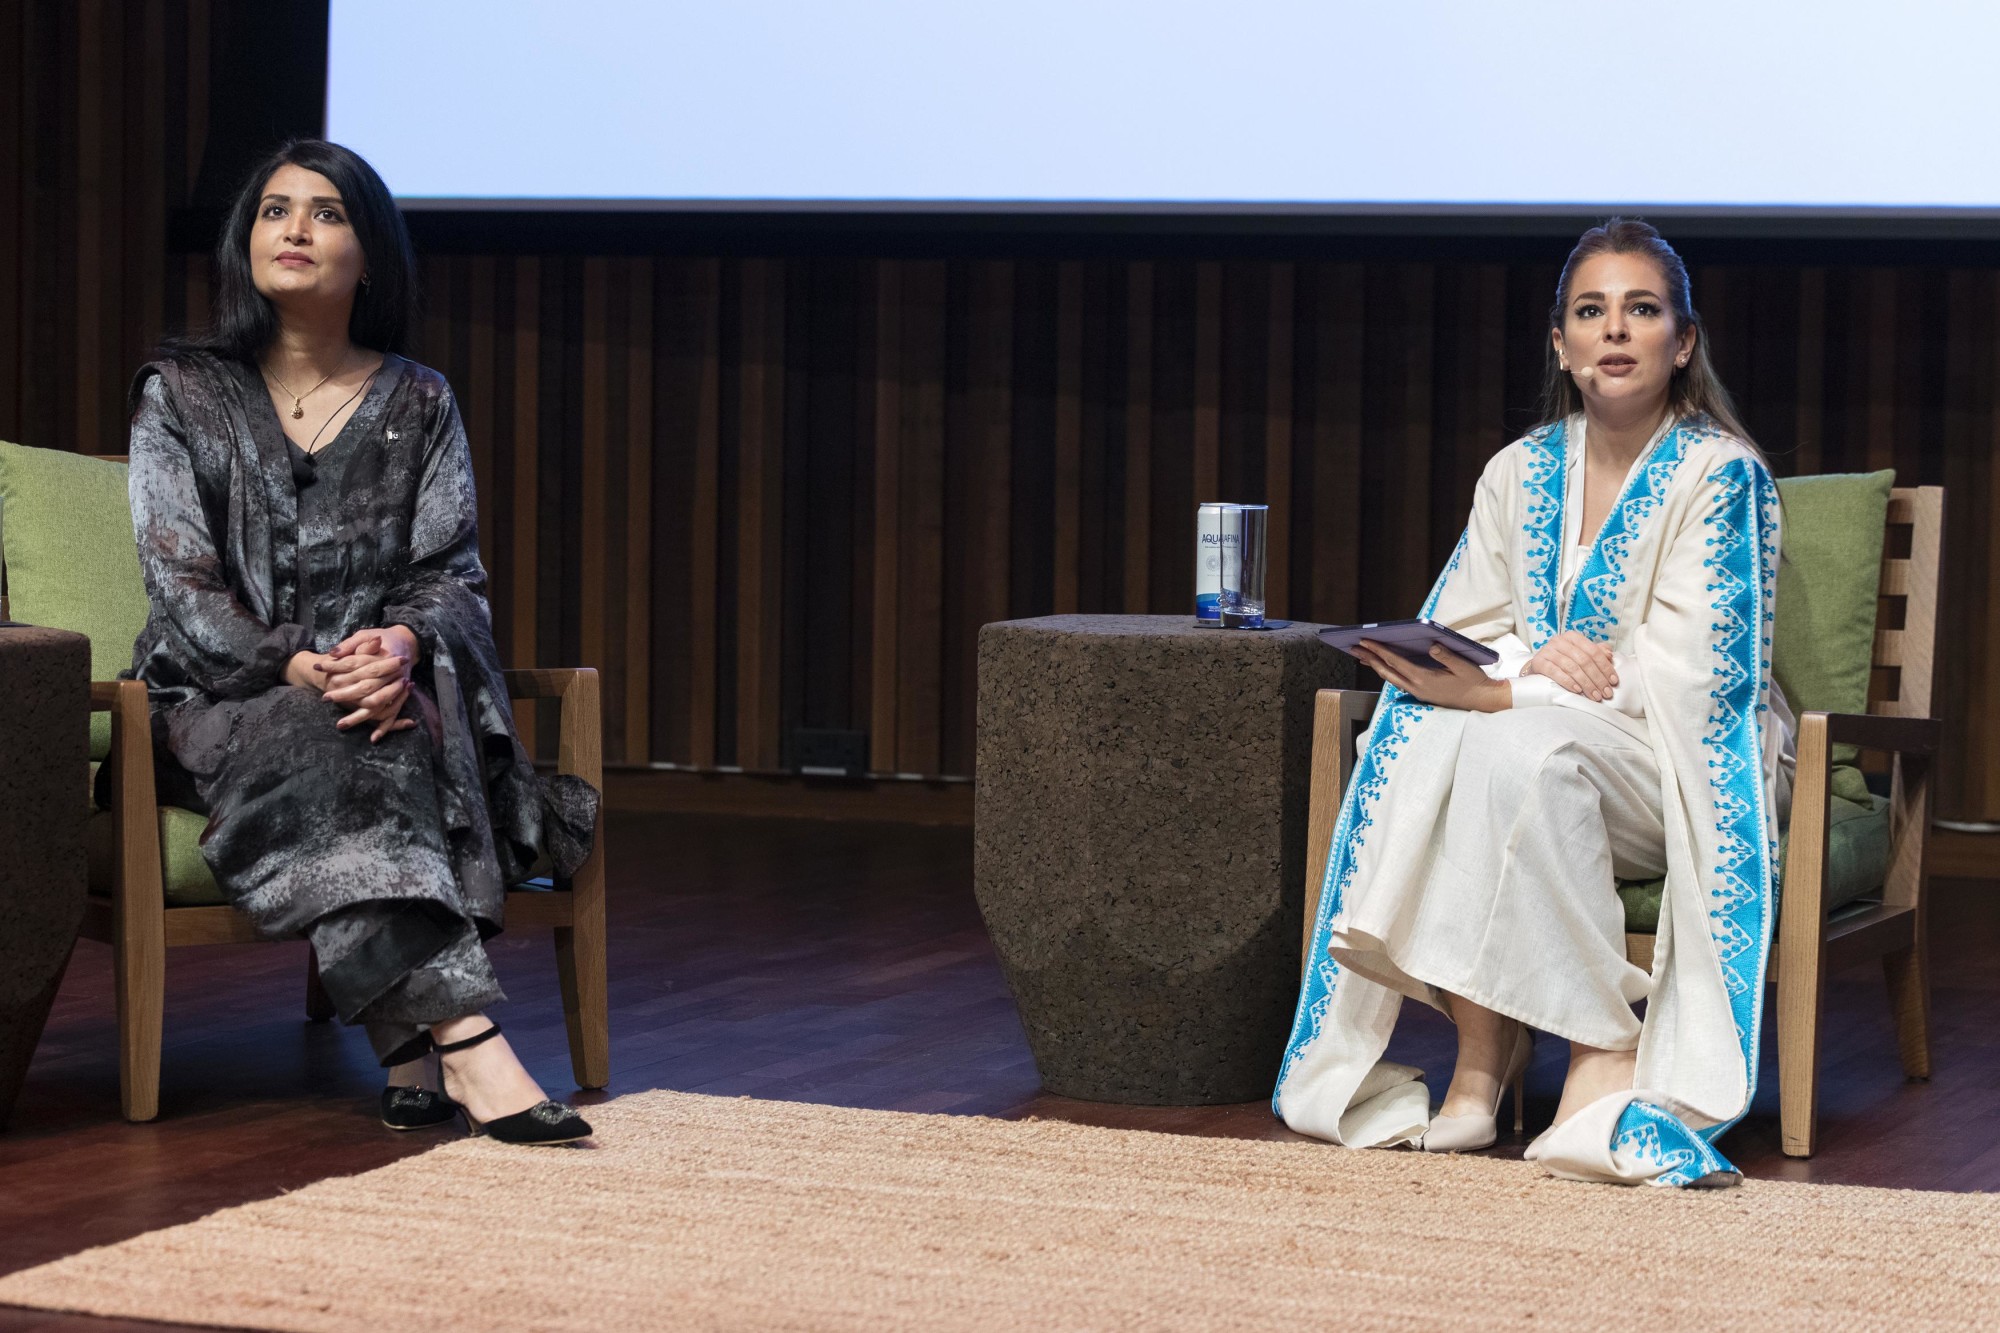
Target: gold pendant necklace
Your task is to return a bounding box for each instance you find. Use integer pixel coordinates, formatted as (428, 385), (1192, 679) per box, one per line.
(265, 360), (343, 419)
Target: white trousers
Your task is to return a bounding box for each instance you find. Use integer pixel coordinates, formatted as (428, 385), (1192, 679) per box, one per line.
(1327, 706), (1665, 1052)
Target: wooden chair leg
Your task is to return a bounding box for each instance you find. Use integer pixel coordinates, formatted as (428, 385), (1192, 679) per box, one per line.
(1882, 939), (1932, 1080)
(554, 892), (609, 1090)
(554, 668), (608, 1090)
(556, 816), (608, 1096)
(105, 679), (166, 1123)
(1776, 712), (1833, 1159)
(305, 947), (336, 1023)
(1775, 930), (1824, 1158)
(114, 903), (165, 1123)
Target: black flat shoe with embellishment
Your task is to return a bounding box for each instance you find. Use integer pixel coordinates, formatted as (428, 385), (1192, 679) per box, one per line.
(379, 1084), (460, 1131)
(432, 1022), (595, 1146)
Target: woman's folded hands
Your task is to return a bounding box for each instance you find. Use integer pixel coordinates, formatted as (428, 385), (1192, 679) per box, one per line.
(1521, 630), (1619, 702)
(282, 626), (424, 743)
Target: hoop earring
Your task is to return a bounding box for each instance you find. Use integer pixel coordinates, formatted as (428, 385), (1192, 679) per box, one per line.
(360, 274), (371, 288)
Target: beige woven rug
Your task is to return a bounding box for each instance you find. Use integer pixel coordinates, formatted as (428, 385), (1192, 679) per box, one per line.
(4, 1090), (1998, 1332)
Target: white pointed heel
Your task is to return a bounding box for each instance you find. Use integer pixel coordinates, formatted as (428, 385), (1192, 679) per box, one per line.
(1422, 1022), (1534, 1153)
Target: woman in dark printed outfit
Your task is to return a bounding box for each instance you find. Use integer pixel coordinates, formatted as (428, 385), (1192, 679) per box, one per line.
(125, 140), (596, 1145)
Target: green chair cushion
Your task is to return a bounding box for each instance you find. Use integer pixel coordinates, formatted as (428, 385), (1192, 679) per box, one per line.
(1618, 790), (1890, 934)
(0, 442), (149, 760)
(1772, 470), (1894, 772)
(84, 803), (226, 907)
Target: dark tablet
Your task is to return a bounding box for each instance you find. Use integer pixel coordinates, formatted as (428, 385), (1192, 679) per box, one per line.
(1317, 618), (1500, 669)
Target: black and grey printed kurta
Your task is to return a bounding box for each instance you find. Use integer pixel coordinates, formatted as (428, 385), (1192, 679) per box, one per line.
(123, 351), (596, 1055)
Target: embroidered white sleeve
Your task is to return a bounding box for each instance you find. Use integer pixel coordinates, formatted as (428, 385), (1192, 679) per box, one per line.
(1480, 632), (1536, 680)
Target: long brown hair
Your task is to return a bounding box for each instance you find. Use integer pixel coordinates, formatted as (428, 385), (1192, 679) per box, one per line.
(1537, 218), (1765, 463)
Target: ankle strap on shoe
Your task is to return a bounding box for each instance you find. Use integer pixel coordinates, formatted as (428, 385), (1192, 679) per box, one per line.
(432, 1022), (504, 1055)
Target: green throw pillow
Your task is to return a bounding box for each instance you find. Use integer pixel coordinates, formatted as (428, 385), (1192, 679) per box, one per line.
(0, 441), (151, 760)
(1773, 470), (1895, 767)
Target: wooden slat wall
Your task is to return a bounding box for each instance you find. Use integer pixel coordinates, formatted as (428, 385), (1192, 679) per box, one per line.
(388, 254), (1999, 820)
(6, 8), (1999, 819)
(2, 0), (203, 465)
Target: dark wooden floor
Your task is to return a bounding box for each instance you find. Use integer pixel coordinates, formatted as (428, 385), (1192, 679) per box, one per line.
(4, 811), (1998, 1332)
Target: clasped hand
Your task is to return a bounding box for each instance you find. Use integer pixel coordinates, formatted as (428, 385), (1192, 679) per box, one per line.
(1521, 630), (1618, 703)
(1350, 639), (1509, 712)
(285, 626), (422, 743)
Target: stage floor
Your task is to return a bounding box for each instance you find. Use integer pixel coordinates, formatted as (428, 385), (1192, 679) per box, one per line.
(4, 810), (1997, 1332)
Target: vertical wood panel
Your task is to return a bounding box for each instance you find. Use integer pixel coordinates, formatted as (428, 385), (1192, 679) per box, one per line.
(1863, 269), (1897, 474)
(1793, 268), (1827, 474)
(129, 0), (166, 409)
(1311, 263), (1365, 626)
(1192, 260), (1222, 507)
(1051, 262), (1084, 614)
(1122, 261), (1154, 612)
(939, 260), (1016, 774)
(578, 258), (609, 720)
(684, 259), (723, 770)
(735, 259), (785, 771)
(1263, 263), (1295, 617)
(652, 257), (720, 767)
(1986, 279), (2000, 812)
(0, 0), (21, 442)
(183, 0), (208, 189)
(968, 261), (1014, 635)
(896, 261), (948, 775)
(1391, 265), (1436, 613)
(868, 261), (903, 773)
(624, 260), (654, 763)
(509, 258), (540, 678)
(465, 255), (496, 562)
(74, 1), (106, 454)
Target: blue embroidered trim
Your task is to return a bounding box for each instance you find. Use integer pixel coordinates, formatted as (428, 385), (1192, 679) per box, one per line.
(1596, 453), (1777, 1186)
(1520, 423), (1567, 649)
(1273, 529), (1465, 1103)
(1563, 423), (1693, 641)
(1613, 1101), (1734, 1187)
(1690, 457), (1781, 1150)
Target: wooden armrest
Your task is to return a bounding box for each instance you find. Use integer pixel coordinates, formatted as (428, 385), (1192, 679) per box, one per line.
(1813, 711), (1939, 756)
(503, 666), (601, 786)
(1791, 709), (1936, 922)
(504, 667), (587, 700)
(90, 679), (146, 711)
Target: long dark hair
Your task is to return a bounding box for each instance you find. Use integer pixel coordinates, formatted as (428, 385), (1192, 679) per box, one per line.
(1537, 218), (1762, 459)
(167, 139), (417, 363)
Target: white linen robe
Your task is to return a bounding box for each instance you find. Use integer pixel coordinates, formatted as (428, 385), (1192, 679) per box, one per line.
(1273, 414), (1788, 1188)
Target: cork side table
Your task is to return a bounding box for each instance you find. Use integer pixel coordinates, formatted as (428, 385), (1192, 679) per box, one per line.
(974, 614), (1349, 1105)
(0, 625), (90, 1130)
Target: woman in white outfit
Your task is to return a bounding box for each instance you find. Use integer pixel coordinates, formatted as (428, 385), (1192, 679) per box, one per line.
(1273, 219), (1793, 1187)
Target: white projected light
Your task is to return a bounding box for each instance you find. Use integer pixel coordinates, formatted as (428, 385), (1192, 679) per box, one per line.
(326, 1), (2000, 212)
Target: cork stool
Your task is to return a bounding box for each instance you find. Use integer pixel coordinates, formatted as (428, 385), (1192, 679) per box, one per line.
(974, 615), (1348, 1104)
(0, 625), (90, 1129)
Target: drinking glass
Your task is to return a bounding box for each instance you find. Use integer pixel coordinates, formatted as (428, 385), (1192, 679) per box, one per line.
(1218, 504), (1268, 628)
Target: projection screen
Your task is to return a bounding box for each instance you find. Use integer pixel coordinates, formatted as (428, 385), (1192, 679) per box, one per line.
(325, 0), (2000, 214)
